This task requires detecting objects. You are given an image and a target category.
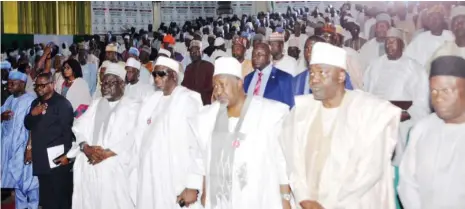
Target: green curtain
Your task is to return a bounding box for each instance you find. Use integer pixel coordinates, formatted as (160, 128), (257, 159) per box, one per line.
(18, 1), (57, 34)
(58, 1), (91, 35)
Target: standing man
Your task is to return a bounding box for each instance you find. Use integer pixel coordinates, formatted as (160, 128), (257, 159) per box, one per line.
(94, 43), (126, 98)
(398, 51), (465, 209)
(1, 71), (39, 209)
(69, 63), (139, 209)
(182, 41), (215, 105)
(189, 57), (291, 209)
(283, 42), (401, 209)
(24, 72), (74, 209)
(133, 56), (204, 209)
(244, 43), (295, 108)
(364, 27), (430, 165)
(124, 57), (154, 102)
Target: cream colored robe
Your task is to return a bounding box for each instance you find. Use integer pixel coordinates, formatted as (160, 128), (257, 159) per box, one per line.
(282, 90), (401, 209)
(71, 97), (140, 209)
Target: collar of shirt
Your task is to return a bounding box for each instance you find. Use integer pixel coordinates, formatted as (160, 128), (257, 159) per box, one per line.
(255, 63), (272, 76)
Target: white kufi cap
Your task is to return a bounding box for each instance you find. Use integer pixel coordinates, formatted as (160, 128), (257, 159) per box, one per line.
(158, 48), (172, 57)
(387, 28), (404, 40)
(125, 57), (141, 70)
(154, 56), (180, 73)
(214, 57), (242, 78)
(451, 6), (465, 20)
(105, 63), (127, 81)
(214, 37), (225, 46)
(310, 42), (347, 70)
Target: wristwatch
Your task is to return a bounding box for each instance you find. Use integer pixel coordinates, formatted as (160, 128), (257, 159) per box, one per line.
(79, 142), (87, 151)
(281, 193), (291, 201)
(26, 145), (32, 150)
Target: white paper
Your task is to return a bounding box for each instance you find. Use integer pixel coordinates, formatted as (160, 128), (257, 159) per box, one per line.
(47, 144), (64, 169)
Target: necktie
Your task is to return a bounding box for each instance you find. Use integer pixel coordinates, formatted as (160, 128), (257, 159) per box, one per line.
(253, 71), (263, 96)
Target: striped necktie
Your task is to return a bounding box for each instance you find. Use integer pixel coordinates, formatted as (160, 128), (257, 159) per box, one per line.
(253, 71), (263, 96)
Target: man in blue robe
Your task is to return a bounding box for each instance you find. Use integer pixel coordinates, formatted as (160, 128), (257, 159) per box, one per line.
(244, 42), (295, 108)
(1, 71), (39, 209)
(294, 36), (354, 95)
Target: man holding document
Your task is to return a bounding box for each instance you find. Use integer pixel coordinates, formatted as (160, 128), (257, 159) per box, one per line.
(24, 72), (75, 209)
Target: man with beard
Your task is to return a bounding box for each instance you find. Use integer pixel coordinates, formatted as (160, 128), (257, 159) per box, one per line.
(68, 63), (139, 209)
(182, 40), (214, 105)
(343, 17), (367, 51)
(25, 73), (74, 209)
(188, 57), (291, 209)
(282, 42), (401, 209)
(132, 56), (203, 209)
(244, 43), (295, 108)
(124, 57), (154, 102)
(1, 71), (39, 209)
(269, 32), (298, 77)
(399, 48), (465, 209)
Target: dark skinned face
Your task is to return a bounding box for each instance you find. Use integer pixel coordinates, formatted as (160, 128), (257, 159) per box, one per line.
(375, 21), (390, 40)
(294, 24), (301, 36)
(430, 76), (465, 123)
(7, 80), (25, 95)
(452, 15), (465, 38)
(304, 39), (323, 64)
(287, 46), (300, 60)
(152, 65), (177, 91)
(232, 44), (245, 61)
(105, 51), (118, 62)
(269, 41), (284, 57)
(101, 74), (125, 101)
(385, 37), (403, 59)
(309, 64), (346, 101)
(34, 77), (54, 98)
(125, 66), (140, 84)
(428, 13), (444, 33)
(212, 74), (243, 107)
(252, 43), (271, 70)
(190, 46), (201, 62)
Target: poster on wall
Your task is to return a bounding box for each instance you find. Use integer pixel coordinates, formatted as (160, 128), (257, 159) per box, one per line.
(91, 1), (154, 34)
(160, 1), (218, 25)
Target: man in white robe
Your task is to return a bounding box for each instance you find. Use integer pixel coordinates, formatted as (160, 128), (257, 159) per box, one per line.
(189, 57), (292, 209)
(124, 57), (154, 102)
(289, 22), (308, 58)
(67, 63), (140, 209)
(425, 6), (465, 74)
(359, 13), (392, 70)
(282, 42), (401, 209)
(131, 56), (204, 209)
(404, 5), (455, 68)
(398, 52), (465, 209)
(364, 28), (430, 165)
(269, 32), (298, 76)
(93, 43), (126, 99)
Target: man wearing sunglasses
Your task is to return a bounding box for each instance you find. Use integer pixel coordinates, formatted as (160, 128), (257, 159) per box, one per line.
(24, 72), (74, 209)
(69, 63), (140, 209)
(132, 56), (204, 209)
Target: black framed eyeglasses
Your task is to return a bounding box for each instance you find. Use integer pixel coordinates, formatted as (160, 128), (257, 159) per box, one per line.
(34, 82), (51, 89)
(152, 70), (168, 78)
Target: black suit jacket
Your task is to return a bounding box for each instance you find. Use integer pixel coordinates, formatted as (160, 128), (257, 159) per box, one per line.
(25, 92), (74, 175)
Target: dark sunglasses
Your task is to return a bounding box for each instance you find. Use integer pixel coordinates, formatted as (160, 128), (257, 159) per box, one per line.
(152, 70), (168, 78)
(34, 82), (51, 89)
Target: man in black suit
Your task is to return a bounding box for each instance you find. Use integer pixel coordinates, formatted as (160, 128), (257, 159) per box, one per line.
(24, 72), (74, 209)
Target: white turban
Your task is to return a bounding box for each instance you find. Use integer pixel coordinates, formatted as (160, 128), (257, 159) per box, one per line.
(125, 57), (141, 70)
(214, 57), (242, 78)
(310, 42), (347, 70)
(154, 56), (180, 73)
(105, 63), (127, 81)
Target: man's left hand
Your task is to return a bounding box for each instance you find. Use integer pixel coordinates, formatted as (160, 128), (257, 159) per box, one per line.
(177, 188), (199, 207)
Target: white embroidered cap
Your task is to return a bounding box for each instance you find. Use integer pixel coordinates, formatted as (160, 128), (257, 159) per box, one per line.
(288, 38), (299, 48)
(154, 56), (180, 73)
(310, 42), (347, 70)
(125, 57), (141, 70)
(105, 63), (127, 81)
(387, 28), (404, 40)
(214, 57), (242, 78)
